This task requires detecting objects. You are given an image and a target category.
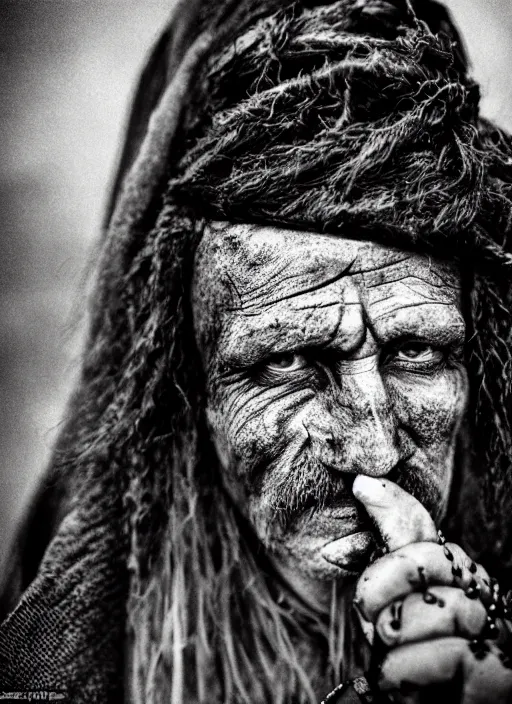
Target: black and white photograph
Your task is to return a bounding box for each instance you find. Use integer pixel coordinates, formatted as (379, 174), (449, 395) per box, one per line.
(1, 1), (512, 702)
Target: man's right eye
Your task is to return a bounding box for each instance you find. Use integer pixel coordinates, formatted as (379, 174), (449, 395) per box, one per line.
(264, 352), (307, 372)
(253, 352), (311, 386)
(265, 353), (308, 372)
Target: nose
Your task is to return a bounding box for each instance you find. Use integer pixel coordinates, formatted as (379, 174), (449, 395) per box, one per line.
(307, 359), (400, 477)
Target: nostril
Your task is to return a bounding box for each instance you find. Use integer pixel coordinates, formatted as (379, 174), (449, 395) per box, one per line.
(342, 473), (357, 493)
(386, 454), (415, 483)
(325, 432), (336, 448)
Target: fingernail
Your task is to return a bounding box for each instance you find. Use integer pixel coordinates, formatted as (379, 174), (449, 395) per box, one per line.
(353, 475), (387, 503)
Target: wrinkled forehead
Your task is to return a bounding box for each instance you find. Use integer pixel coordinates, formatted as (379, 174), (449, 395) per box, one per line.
(191, 221), (462, 349)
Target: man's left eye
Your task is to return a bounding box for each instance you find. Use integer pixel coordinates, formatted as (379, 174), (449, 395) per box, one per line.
(395, 342), (438, 362)
(386, 341), (444, 369)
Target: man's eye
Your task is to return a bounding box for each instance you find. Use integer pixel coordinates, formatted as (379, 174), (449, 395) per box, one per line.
(395, 342), (437, 362)
(265, 353), (308, 372)
(384, 341), (444, 370)
(253, 352), (313, 387)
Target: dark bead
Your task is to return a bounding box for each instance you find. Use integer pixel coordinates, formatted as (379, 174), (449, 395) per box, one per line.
(469, 639), (490, 660)
(469, 562), (477, 574)
(423, 591), (437, 605)
(409, 565), (428, 591)
(444, 546), (454, 561)
(475, 648), (489, 660)
(465, 586), (480, 600)
(390, 619), (401, 631)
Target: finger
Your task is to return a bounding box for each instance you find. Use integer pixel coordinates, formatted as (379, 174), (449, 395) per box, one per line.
(355, 542), (491, 621)
(376, 586), (488, 647)
(378, 637), (512, 703)
(352, 476), (438, 551)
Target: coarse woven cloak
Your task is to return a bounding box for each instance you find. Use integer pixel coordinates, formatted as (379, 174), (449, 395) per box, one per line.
(0, 0), (511, 702)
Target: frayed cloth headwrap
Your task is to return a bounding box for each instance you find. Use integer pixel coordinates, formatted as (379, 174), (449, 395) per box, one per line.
(0, 1), (511, 703)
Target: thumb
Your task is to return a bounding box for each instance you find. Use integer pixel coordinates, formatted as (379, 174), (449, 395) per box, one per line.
(352, 475), (438, 552)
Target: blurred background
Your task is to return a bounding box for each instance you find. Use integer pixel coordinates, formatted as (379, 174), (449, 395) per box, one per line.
(0, 0), (511, 569)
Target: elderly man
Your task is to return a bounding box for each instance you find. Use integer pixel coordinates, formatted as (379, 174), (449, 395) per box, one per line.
(1, 0), (512, 702)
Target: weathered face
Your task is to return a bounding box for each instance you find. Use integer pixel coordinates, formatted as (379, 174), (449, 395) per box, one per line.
(192, 222), (468, 599)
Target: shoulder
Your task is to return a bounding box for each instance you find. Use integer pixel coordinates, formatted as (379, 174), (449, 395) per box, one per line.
(0, 468), (69, 621)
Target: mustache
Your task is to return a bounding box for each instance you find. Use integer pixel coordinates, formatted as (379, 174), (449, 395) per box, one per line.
(247, 448), (442, 534)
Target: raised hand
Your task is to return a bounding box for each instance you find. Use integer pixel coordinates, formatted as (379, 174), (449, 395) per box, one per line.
(351, 475), (512, 703)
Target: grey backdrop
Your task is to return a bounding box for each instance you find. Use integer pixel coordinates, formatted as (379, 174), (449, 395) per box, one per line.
(0, 0), (511, 569)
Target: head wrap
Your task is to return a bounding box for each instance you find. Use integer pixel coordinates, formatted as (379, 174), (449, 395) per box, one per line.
(1, 1), (511, 702)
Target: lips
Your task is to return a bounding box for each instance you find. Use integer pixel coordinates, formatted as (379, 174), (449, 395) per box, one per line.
(320, 530), (375, 570)
(297, 499), (376, 569)
(282, 495), (376, 572)
(321, 501), (371, 528)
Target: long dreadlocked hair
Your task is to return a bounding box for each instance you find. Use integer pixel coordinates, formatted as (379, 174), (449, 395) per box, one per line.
(45, 1), (512, 702)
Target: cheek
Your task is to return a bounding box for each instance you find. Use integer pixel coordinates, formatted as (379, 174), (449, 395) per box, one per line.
(387, 366), (468, 451)
(206, 381), (314, 532)
(206, 379), (313, 477)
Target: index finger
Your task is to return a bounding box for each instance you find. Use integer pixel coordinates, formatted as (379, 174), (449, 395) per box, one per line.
(352, 475), (438, 552)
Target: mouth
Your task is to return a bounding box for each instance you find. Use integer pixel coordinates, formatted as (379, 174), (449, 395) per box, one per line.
(321, 494), (380, 567)
(291, 497), (377, 571)
(320, 530), (375, 571)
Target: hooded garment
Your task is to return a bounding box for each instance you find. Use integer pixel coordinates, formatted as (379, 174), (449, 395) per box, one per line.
(1, 1), (512, 702)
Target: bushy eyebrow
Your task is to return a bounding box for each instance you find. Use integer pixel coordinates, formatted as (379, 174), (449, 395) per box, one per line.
(217, 301), (346, 369)
(370, 302), (466, 347)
